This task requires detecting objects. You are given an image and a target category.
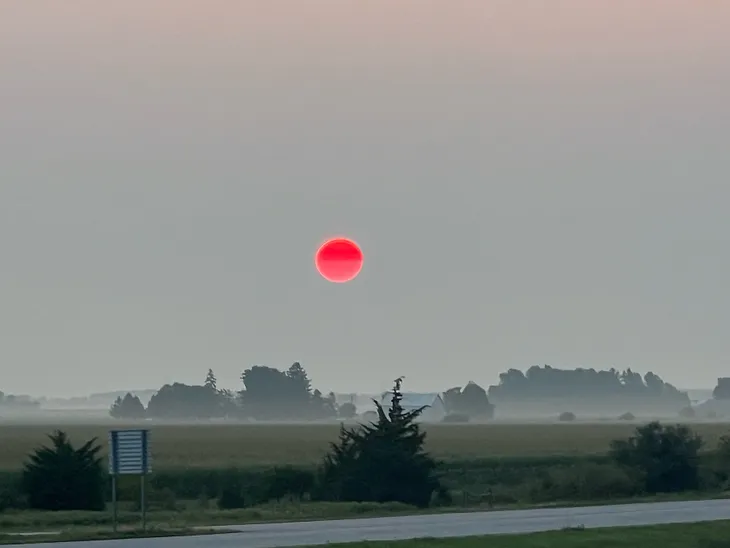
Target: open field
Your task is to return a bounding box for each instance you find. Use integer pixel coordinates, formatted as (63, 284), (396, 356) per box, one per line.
(308, 520), (730, 548)
(2, 421), (730, 471)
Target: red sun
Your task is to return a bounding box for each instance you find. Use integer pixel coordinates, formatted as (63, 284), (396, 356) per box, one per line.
(315, 237), (363, 283)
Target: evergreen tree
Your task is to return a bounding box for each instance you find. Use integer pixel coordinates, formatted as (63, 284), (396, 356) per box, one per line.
(317, 377), (441, 507)
(21, 431), (105, 511)
(287, 362), (312, 402)
(109, 393), (146, 419)
(204, 369), (218, 392)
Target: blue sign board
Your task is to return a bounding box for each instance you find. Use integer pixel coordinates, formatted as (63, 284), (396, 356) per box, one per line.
(108, 429), (151, 475)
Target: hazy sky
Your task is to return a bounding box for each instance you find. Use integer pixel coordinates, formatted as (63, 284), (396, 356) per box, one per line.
(2, 1), (729, 397)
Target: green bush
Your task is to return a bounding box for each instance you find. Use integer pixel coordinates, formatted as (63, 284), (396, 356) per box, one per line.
(0, 472), (24, 512)
(3, 422), (729, 514)
(150, 467), (262, 500)
(21, 431), (105, 511)
(213, 465), (316, 508)
(532, 463), (639, 501)
(0, 488), (25, 512)
(610, 421), (703, 493)
(263, 467), (315, 502)
(218, 483), (248, 509)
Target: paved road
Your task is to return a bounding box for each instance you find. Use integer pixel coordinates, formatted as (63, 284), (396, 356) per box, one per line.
(9, 499), (730, 548)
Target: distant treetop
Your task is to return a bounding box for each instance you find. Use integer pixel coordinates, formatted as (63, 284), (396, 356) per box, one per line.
(487, 365), (688, 404)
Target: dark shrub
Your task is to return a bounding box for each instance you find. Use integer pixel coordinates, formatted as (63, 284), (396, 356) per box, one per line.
(540, 463), (638, 501)
(609, 421), (703, 493)
(218, 484), (247, 509)
(316, 378), (441, 508)
(559, 412), (576, 422)
(431, 485), (453, 506)
(109, 393), (146, 419)
(0, 488), (25, 512)
(263, 467), (315, 502)
(21, 430), (105, 511)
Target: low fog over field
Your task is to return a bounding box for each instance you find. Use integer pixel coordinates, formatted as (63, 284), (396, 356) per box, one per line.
(3, 364), (729, 423)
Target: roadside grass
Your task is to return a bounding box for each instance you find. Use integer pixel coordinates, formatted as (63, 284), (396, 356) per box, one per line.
(2, 493), (730, 534)
(0, 501), (421, 533)
(0, 526), (233, 545)
(299, 520), (730, 548)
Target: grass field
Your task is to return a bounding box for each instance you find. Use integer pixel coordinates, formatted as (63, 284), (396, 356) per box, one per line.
(2, 421), (730, 470)
(309, 521), (730, 548)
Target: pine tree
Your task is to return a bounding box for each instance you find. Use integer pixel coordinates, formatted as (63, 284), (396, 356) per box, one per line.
(204, 369), (218, 392)
(287, 362), (312, 393)
(316, 377), (440, 507)
(22, 431), (105, 511)
(109, 393), (146, 419)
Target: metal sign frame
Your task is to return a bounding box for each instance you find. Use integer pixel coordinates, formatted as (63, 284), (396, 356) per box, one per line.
(108, 429), (151, 532)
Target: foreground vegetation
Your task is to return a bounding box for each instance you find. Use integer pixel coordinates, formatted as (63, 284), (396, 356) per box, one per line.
(5, 494), (730, 535)
(305, 520), (730, 548)
(3, 378), (730, 534)
(0, 501), (434, 532)
(3, 421), (730, 527)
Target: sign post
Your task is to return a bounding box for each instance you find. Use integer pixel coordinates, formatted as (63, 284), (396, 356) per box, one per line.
(108, 429), (151, 533)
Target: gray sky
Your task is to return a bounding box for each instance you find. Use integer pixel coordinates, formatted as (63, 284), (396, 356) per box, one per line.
(1, 1), (729, 397)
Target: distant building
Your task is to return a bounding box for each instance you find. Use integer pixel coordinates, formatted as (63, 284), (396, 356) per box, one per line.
(694, 398), (730, 419)
(378, 392), (446, 422)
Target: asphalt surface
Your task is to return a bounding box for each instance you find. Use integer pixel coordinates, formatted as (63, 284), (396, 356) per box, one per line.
(9, 499), (730, 548)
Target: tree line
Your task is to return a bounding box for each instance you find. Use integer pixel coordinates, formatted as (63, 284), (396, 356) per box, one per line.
(110, 363), (495, 421)
(110, 363), (712, 421)
(111, 364), (341, 421)
(489, 365), (688, 400)
(0, 391), (40, 409)
(487, 365), (692, 415)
